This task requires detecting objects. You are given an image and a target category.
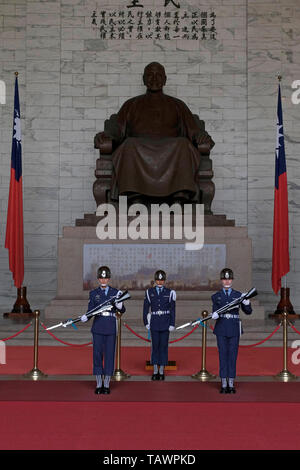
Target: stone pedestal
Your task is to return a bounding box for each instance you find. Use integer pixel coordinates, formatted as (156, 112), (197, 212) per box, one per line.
(45, 224), (264, 321)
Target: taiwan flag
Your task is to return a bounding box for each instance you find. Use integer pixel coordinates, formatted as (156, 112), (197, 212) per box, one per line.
(272, 83), (290, 295)
(5, 75), (24, 288)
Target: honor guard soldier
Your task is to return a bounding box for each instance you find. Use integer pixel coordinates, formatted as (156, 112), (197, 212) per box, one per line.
(143, 270), (176, 380)
(211, 268), (252, 394)
(81, 266), (125, 395)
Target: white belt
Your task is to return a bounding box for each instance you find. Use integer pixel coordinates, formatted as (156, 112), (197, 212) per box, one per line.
(100, 312), (116, 317)
(219, 314), (239, 319)
(152, 310), (170, 316)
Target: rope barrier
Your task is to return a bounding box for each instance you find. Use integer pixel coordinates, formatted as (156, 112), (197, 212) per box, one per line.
(124, 321), (282, 347)
(289, 323), (300, 336)
(209, 323), (281, 348)
(41, 323), (92, 347)
(239, 324), (281, 348)
(1, 322), (32, 342)
(123, 323), (150, 342)
(38, 319), (282, 349)
(169, 325), (199, 343)
(123, 322), (199, 343)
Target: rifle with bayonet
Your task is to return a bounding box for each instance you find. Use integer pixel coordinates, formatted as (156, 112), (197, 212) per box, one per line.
(46, 290), (131, 331)
(176, 287), (257, 330)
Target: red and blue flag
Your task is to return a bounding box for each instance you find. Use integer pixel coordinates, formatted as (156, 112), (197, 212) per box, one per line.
(272, 83), (290, 295)
(5, 75), (24, 288)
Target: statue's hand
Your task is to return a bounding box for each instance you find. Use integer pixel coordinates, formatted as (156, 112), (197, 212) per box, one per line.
(195, 133), (213, 145)
(195, 133), (214, 152)
(94, 131), (110, 149)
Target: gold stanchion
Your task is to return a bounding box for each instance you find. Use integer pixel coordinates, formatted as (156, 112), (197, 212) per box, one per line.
(274, 307), (297, 382)
(112, 315), (130, 381)
(24, 310), (47, 380)
(192, 310), (216, 381)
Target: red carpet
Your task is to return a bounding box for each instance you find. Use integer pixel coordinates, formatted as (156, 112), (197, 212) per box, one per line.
(0, 380), (300, 402)
(1, 345), (300, 376)
(2, 346), (300, 450)
(1, 401), (300, 450)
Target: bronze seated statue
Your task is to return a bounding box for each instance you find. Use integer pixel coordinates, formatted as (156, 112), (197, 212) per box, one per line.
(93, 62), (215, 214)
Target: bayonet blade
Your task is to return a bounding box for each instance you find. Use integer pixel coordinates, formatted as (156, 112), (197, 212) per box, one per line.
(176, 321), (193, 330)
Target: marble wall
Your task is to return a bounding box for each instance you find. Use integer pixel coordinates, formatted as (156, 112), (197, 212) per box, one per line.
(0, 0), (299, 313)
(247, 0), (300, 308)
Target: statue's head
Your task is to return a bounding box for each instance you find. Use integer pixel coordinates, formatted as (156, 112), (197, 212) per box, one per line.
(143, 62), (167, 92)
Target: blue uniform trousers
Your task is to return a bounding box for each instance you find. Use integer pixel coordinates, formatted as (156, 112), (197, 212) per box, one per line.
(216, 335), (239, 379)
(151, 329), (169, 366)
(92, 333), (116, 376)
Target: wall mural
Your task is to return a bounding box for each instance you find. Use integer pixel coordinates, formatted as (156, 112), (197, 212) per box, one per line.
(83, 243), (226, 291)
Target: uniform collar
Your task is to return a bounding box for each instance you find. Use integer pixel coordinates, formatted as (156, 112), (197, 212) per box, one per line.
(155, 285), (164, 293)
(222, 287), (232, 296)
(99, 285), (109, 295)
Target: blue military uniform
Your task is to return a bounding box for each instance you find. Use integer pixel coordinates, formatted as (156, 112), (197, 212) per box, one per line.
(88, 285), (125, 376)
(143, 286), (176, 366)
(212, 288), (252, 380)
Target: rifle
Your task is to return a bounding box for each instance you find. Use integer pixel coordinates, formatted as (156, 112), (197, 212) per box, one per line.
(46, 290), (131, 331)
(176, 287), (257, 330)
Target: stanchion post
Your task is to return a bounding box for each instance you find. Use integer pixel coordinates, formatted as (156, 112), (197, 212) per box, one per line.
(24, 310), (47, 380)
(192, 310), (216, 381)
(274, 307), (297, 382)
(112, 314), (130, 381)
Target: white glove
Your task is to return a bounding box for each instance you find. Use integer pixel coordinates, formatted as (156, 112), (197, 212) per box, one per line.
(212, 312), (219, 320)
(115, 301), (123, 310)
(242, 299), (250, 305)
(169, 325), (175, 332)
(145, 324), (150, 330)
(81, 314), (88, 322)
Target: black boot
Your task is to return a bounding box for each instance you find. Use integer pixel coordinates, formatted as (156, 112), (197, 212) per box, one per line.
(151, 373), (160, 381)
(220, 379), (228, 394)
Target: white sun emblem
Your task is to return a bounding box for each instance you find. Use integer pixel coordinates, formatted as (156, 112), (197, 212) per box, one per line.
(276, 121), (283, 159)
(13, 111), (21, 144)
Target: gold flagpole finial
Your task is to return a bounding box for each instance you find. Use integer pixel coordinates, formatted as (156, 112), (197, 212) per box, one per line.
(278, 75), (282, 82)
(15, 71), (18, 77)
